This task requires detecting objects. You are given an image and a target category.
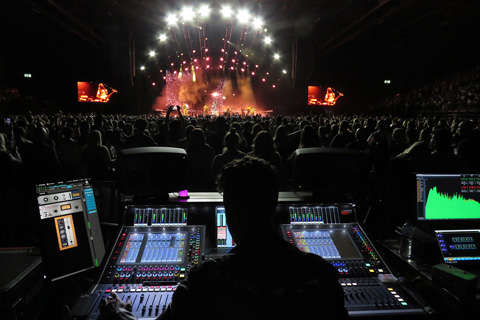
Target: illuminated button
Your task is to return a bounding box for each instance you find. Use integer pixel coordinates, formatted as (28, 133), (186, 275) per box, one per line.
(340, 283), (346, 286)
(130, 289), (136, 292)
(161, 287), (166, 292)
(391, 291), (397, 295)
(378, 269), (384, 273)
(112, 289), (117, 292)
(369, 269), (375, 273)
(179, 274), (185, 279)
(142, 288), (148, 292)
(105, 289), (112, 293)
(398, 299), (404, 302)
(387, 288), (393, 291)
(394, 295), (400, 298)
(401, 302), (408, 306)
(136, 289), (142, 292)
(118, 289), (124, 293)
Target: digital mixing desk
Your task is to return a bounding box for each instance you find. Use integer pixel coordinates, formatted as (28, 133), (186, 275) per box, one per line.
(281, 222), (425, 317)
(76, 194), (426, 319)
(82, 203), (205, 320)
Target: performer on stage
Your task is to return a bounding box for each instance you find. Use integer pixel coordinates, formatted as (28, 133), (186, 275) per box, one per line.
(96, 83), (117, 102)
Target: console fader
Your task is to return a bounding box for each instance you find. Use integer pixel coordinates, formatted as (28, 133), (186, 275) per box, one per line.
(82, 206), (205, 320)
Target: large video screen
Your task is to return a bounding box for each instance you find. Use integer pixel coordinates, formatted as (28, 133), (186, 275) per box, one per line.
(416, 174), (480, 220)
(308, 86), (343, 106)
(77, 82), (117, 103)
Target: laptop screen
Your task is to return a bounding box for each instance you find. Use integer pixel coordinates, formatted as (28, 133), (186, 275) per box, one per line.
(36, 178), (105, 280)
(416, 174), (480, 220)
(435, 229), (480, 264)
(216, 207), (235, 248)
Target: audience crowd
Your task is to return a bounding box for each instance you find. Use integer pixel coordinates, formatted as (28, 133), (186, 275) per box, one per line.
(382, 65), (480, 112)
(2, 104), (480, 245)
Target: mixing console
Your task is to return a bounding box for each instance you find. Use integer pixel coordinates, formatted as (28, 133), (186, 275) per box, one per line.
(83, 225), (204, 319)
(281, 223), (425, 316)
(75, 200), (425, 319)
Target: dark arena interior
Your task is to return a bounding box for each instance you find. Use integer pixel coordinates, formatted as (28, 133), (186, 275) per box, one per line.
(1, 1), (480, 319)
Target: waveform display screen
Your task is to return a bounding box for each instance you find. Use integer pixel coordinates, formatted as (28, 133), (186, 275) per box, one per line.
(119, 232), (187, 264)
(416, 174), (480, 220)
(291, 228), (362, 260)
(435, 229), (480, 263)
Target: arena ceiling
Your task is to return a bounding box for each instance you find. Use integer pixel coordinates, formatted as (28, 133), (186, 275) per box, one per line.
(2, 0), (480, 107)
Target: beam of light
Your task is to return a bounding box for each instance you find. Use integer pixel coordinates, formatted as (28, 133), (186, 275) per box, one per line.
(237, 9), (250, 24)
(264, 36), (272, 45)
(166, 13), (178, 26)
(199, 4), (210, 17)
(252, 17), (263, 29)
(274, 53), (280, 60)
(149, 51), (156, 57)
(181, 7), (195, 22)
(159, 34), (167, 42)
(221, 6), (233, 18)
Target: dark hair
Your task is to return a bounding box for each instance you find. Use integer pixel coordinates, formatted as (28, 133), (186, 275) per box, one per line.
(219, 156), (278, 220)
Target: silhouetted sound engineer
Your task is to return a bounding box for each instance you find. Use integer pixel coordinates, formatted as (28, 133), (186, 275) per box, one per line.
(99, 156), (348, 320)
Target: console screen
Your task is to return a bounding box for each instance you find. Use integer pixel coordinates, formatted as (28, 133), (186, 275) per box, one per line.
(119, 232), (187, 264)
(283, 225), (362, 260)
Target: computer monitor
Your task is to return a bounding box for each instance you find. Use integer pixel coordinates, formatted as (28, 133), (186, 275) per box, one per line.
(116, 147), (188, 198)
(36, 178), (105, 281)
(434, 229), (480, 264)
(416, 174), (480, 220)
(290, 148), (369, 200)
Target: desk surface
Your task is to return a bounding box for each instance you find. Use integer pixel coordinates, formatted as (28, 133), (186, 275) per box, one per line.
(0, 248), (42, 293)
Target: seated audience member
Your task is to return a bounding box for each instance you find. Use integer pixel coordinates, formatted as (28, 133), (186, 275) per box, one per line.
(248, 131), (282, 173)
(83, 130), (115, 180)
(99, 156), (348, 320)
(211, 128), (245, 178)
(330, 120), (354, 148)
(186, 128), (215, 191)
(124, 118), (157, 149)
(429, 127), (466, 173)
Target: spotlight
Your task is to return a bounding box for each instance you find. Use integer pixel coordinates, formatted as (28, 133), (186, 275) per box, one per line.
(181, 7), (195, 22)
(274, 53), (280, 60)
(237, 9), (250, 24)
(252, 17), (263, 29)
(159, 34), (167, 42)
(166, 13), (178, 26)
(198, 4), (210, 18)
(264, 36), (272, 45)
(282, 69), (287, 74)
(149, 50), (156, 57)
(140, 66), (145, 70)
(251, 72), (255, 76)
(221, 6), (233, 18)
